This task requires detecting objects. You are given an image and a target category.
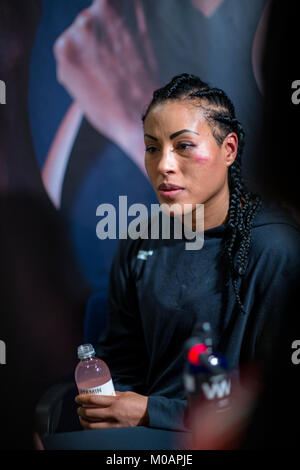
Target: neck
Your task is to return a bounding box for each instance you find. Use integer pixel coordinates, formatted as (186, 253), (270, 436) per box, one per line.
(192, 181), (230, 231)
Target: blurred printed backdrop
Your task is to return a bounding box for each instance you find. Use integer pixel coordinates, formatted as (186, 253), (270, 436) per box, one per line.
(0, 0), (272, 448)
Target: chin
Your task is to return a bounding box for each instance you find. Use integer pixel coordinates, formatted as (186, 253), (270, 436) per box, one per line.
(159, 202), (186, 218)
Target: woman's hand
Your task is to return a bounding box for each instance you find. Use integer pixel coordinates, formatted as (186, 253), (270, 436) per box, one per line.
(75, 390), (149, 430)
(53, 0), (159, 172)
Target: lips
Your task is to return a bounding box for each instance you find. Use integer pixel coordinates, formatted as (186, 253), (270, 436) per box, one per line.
(158, 183), (184, 190)
(158, 183), (185, 199)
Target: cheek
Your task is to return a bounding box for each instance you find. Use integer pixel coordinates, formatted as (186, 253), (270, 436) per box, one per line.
(145, 160), (158, 187)
(144, 157), (153, 174)
(193, 153), (210, 165)
(188, 152), (226, 190)
(191, 151), (210, 165)
(191, 150), (224, 176)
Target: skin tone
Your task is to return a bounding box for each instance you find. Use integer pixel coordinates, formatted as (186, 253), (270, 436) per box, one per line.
(44, 0), (266, 208)
(75, 98), (238, 429)
(144, 100), (238, 231)
(1, 0), (269, 438)
(75, 391), (149, 429)
(47, 0), (158, 206)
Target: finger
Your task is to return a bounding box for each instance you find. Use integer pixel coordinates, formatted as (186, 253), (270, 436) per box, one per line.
(134, 0), (147, 36)
(73, 9), (94, 32)
(53, 29), (71, 58)
(53, 23), (80, 65)
(133, 0), (157, 73)
(90, 0), (123, 54)
(79, 416), (104, 430)
(79, 416), (122, 430)
(75, 394), (117, 407)
(91, 0), (106, 14)
(77, 406), (114, 421)
(74, 8), (91, 24)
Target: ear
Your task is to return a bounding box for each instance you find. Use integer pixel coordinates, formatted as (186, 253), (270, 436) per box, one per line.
(223, 132), (238, 167)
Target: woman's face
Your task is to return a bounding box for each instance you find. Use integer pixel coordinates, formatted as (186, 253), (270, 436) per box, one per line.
(144, 100), (237, 223)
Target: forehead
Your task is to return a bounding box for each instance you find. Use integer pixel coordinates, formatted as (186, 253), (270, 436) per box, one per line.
(144, 100), (208, 133)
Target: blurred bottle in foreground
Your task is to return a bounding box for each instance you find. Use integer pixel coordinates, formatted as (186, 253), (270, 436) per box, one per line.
(75, 343), (116, 396)
(183, 322), (231, 427)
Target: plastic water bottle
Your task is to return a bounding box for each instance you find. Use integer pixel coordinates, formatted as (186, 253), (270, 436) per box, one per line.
(75, 343), (116, 396)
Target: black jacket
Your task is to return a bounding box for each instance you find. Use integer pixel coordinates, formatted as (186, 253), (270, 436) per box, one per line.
(96, 203), (300, 431)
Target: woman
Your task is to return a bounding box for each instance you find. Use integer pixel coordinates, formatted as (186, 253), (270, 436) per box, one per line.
(76, 73), (300, 432)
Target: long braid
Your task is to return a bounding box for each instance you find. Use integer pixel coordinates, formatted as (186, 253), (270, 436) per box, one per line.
(142, 73), (262, 315)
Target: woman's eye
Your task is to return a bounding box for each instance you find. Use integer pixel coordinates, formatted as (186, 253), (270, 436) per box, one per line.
(177, 143), (195, 151)
(145, 146), (156, 154)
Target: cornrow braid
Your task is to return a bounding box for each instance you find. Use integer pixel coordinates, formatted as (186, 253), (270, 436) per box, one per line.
(142, 73), (262, 315)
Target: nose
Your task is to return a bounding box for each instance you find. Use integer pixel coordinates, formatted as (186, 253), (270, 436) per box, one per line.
(157, 146), (178, 175)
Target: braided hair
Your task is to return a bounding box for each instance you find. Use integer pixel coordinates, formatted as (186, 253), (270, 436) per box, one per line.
(142, 73), (262, 315)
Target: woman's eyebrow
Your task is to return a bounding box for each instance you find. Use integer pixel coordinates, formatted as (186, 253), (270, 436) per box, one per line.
(170, 129), (199, 139)
(144, 133), (158, 141)
(144, 129), (199, 141)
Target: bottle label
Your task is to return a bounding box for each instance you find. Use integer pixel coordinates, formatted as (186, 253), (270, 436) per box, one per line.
(78, 379), (116, 396)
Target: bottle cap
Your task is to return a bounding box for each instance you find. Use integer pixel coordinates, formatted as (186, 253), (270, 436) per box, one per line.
(187, 343), (208, 366)
(77, 343), (96, 360)
(184, 321), (213, 356)
(193, 321), (211, 335)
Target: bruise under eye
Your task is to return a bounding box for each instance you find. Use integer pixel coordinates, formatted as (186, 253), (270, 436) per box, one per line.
(176, 143), (209, 162)
(192, 152), (210, 163)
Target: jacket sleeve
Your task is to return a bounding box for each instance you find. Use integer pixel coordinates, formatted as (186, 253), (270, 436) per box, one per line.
(254, 261), (300, 363)
(95, 239), (148, 393)
(147, 396), (189, 431)
(247, 225), (300, 364)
